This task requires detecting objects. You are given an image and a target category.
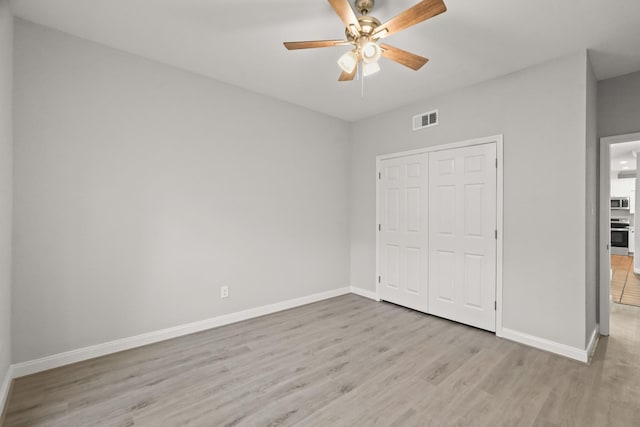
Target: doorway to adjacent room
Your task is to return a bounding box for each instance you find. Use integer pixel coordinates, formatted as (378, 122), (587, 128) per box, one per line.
(600, 131), (640, 335)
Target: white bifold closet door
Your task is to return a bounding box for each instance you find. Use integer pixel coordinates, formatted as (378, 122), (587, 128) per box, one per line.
(428, 143), (497, 332)
(379, 153), (429, 312)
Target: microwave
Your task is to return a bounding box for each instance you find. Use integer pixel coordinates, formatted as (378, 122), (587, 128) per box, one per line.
(611, 197), (630, 209)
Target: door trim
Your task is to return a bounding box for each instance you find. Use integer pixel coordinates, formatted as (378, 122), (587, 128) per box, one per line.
(598, 131), (640, 337)
(375, 134), (504, 336)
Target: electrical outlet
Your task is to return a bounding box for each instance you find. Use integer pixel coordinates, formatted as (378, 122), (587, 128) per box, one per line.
(220, 286), (229, 299)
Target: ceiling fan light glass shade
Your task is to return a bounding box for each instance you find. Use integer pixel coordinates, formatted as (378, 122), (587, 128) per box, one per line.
(363, 61), (381, 77)
(338, 50), (358, 73)
(361, 41), (381, 64)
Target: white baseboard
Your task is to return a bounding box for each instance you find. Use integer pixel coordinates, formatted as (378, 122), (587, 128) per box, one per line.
(350, 286), (379, 301)
(14, 289), (595, 380)
(501, 328), (589, 363)
(11, 287), (351, 378)
(586, 325), (600, 363)
(0, 365), (13, 419)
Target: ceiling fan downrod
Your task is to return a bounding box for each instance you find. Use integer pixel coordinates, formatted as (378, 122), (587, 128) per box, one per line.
(355, 0), (374, 15)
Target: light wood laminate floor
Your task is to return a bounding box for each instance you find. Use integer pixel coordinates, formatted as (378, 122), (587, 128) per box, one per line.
(3, 294), (640, 426)
(611, 254), (640, 307)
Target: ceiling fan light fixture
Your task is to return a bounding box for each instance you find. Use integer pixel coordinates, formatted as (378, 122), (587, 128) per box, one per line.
(338, 50), (358, 73)
(363, 61), (381, 77)
(361, 41), (381, 64)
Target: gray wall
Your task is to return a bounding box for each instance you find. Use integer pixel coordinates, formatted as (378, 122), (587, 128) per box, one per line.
(12, 20), (351, 363)
(598, 70), (640, 138)
(11, 17), (601, 362)
(585, 53), (598, 345)
(350, 52), (589, 349)
(0, 0), (12, 383)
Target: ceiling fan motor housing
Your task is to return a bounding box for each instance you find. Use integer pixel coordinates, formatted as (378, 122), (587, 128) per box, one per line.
(345, 15), (381, 41)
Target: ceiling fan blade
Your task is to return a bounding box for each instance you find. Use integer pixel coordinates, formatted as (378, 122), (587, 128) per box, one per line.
(338, 67), (357, 82)
(373, 0), (446, 39)
(328, 0), (362, 35)
(284, 40), (351, 50)
(380, 43), (429, 70)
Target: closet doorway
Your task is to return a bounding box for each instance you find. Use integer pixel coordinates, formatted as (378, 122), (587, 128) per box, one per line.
(376, 135), (503, 334)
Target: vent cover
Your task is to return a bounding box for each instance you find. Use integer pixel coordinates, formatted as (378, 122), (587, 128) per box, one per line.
(412, 109), (438, 131)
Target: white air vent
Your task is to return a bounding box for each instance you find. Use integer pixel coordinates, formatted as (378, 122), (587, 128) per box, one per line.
(412, 109), (438, 131)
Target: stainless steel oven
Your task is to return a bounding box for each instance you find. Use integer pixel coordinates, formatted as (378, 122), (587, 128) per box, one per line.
(611, 219), (630, 255)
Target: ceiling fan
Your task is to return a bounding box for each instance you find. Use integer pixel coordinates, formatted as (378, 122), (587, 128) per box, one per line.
(283, 0), (447, 81)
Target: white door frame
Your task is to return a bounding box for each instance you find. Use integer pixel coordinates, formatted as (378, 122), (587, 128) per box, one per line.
(375, 134), (504, 337)
(598, 131), (640, 337)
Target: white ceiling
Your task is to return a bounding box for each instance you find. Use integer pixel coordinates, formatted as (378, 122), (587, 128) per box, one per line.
(11, 0), (640, 121)
(611, 141), (640, 174)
